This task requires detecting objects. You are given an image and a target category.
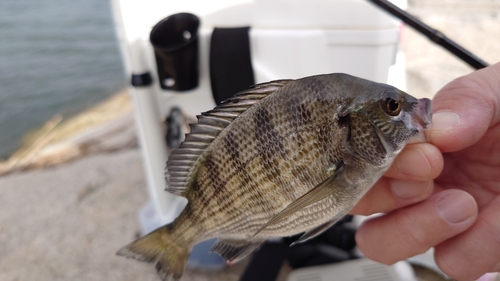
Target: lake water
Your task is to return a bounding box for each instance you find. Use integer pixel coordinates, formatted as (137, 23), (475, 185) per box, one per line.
(0, 0), (126, 160)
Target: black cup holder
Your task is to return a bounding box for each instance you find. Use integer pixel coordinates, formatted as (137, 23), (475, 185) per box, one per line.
(150, 13), (200, 91)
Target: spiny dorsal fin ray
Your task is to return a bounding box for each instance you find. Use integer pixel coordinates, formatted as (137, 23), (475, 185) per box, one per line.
(165, 80), (293, 196)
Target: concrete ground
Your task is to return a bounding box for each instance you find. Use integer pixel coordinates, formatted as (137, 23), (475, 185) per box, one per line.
(1, 1), (499, 281)
(0, 149), (250, 281)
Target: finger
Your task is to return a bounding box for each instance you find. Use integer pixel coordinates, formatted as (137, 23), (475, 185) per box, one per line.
(429, 62), (500, 153)
(434, 196), (500, 280)
(351, 143), (441, 216)
(355, 189), (478, 265)
(477, 273), (500, 281)
(384, 143), (443, 181)
(350, 178), (433, 215)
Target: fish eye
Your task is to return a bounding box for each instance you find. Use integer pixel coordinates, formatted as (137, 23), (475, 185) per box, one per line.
(381, 98), (401, 116)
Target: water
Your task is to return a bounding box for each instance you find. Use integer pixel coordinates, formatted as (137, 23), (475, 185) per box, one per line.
(0, 0), (126, 160)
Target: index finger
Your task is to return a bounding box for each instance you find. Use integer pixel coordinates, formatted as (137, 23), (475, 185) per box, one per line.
(384, 142), (443, 181)
(350, 142), (442, 216)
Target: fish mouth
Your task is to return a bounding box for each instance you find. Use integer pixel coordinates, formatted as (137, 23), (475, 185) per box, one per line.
(414, 98), (432, 129)
(407, 98), (432, 143)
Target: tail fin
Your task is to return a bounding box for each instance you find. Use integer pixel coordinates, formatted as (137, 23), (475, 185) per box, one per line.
(117, 226), (189, 281)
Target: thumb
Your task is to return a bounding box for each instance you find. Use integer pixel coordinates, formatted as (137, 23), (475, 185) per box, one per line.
(429, 62), (500, 152)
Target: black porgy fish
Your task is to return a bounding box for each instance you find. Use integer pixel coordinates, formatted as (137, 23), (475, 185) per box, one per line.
(118, 73), (432, 280)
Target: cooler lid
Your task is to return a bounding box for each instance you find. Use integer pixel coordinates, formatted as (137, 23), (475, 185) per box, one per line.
(202, 0), (398, 30)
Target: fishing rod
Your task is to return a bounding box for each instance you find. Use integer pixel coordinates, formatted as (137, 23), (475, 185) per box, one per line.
(368, 0), (489, 70)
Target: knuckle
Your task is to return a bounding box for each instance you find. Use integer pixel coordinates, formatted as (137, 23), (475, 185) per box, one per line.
(434, 213), (500, 281)
(434, 245), (482, 281)
(393, 211), (431, 255)
(434, 248), (462, 280)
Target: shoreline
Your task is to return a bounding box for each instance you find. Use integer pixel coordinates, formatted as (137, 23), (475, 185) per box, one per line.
(2, 0), (499, 177)
(0, 89), (137, 176)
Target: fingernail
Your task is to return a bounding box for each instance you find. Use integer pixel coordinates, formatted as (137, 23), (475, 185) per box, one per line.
(395, 147), (431, 178)
(390, 180), (432, 200)
(437, 192), (477, 224)
(432, 111), (460, 132)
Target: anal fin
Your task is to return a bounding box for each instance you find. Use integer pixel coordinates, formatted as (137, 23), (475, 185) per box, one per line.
(210, 238), (265, 263)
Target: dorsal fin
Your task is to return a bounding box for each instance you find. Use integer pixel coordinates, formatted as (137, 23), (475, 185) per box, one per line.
(165, 80), (293, 196)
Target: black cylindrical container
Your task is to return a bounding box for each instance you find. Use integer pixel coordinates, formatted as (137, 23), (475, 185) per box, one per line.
(150, 13), (200, 91)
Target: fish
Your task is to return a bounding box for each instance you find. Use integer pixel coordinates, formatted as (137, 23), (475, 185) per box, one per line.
(117, 73), (432, 280)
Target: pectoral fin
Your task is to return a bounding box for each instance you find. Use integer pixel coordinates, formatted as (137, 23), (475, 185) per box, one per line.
(250, 162), (346, 239)
(291, 213), (348, 246)
(295, 220), (337, 245)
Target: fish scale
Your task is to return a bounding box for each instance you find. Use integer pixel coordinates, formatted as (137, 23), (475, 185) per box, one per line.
(189, 95), (347, 239)
(118, 73), (432, 281)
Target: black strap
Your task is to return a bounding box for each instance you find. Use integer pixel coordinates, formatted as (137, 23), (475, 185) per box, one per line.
(239, 242), (290, 281)
(239, 216), (356, 281)
(210, 27), (255, 105)
(130, 72), (153, 87)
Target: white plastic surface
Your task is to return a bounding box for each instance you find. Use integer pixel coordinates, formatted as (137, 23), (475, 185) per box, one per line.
(203, 0), (396, 29)
(111, 0), (404, 251)
(248, 28), (398, 82)
(287, 259), (417, 281)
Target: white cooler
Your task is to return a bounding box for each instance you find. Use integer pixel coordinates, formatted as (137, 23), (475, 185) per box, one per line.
(111, 0), (403, 268)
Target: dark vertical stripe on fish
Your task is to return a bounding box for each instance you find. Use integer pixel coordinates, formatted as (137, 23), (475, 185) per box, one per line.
(206, 154), (223, 192)
(254, 107), (289, 194)
(317, 125), (331, 154)
(224, 130), (242, 167)
(205, 153), (232, 211)
(254, 107), (279, 145)
(298, 103), (312, 126)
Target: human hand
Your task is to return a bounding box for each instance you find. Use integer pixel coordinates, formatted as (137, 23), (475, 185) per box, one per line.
(351, 62), (500, 280)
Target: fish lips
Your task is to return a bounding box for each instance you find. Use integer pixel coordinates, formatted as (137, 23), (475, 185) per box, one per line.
(414, 98), (432, 129)
(407, 98), (433, 143)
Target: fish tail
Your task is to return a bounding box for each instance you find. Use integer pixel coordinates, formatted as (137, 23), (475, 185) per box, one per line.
(117, 225), (189, 281)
